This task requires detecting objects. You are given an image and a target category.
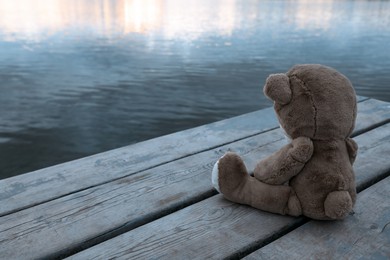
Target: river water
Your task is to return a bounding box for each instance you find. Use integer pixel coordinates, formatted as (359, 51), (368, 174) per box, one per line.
(1, 0), (390, 179)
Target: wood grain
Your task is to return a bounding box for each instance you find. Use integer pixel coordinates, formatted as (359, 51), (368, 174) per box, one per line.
(70, 196), (305, 260)
(0, 97), (377, 217)
(244, 177), (390, 260)
(0, 121), (384, 260)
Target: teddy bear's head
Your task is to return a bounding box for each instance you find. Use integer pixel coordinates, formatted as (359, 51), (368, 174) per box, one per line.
(263, 64), (357, 140)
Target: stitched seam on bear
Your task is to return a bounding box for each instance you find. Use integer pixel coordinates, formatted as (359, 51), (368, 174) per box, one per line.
(290, 75), (318, 138)
(347, 100), (357, 137)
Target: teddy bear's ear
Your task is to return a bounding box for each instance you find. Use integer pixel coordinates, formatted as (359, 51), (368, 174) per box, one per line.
(263, 73), (292, 105)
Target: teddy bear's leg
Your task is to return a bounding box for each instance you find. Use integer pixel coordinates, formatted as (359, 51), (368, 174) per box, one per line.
(212, 152), (302, 216)
(324, 191), (353, 219)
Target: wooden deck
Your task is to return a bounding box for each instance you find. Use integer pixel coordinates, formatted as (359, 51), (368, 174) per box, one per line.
(1, 96), (389, 259)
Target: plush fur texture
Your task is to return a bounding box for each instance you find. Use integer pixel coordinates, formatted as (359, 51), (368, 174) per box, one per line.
(212, 64), (358, 220)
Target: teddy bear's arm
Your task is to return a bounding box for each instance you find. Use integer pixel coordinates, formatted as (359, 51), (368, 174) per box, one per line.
(346, 138), (358, 164)
(254, 137), (313, 185)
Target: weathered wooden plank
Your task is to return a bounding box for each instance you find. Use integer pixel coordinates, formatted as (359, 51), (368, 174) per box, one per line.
(244, 177), (390, 260)
(0, 129), (286, 259)
(61, 123), (390, 260)
(1, 120), (387, 260)
(0, 97), (378, 216)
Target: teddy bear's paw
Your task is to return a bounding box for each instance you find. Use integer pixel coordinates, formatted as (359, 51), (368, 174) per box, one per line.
(324, 191), (353, 219)
(211, 152), (249, 196)
(290, 137), (314, 163)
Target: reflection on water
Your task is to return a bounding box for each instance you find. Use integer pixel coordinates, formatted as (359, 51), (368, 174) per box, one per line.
(0, 0), (240, 40)
(0, 0), (390, 178)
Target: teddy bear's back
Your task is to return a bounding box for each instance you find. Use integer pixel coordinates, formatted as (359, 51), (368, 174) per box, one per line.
(290, 139), (356, 220)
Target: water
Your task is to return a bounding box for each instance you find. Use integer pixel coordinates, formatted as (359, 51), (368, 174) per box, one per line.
(1, 0), (389, 179)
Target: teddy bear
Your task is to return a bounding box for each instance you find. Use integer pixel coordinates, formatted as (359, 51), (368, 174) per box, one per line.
(212, 64), (358, 220)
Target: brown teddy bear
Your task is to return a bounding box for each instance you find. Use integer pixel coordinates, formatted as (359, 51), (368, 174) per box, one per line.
(212, 64), (358, 220)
